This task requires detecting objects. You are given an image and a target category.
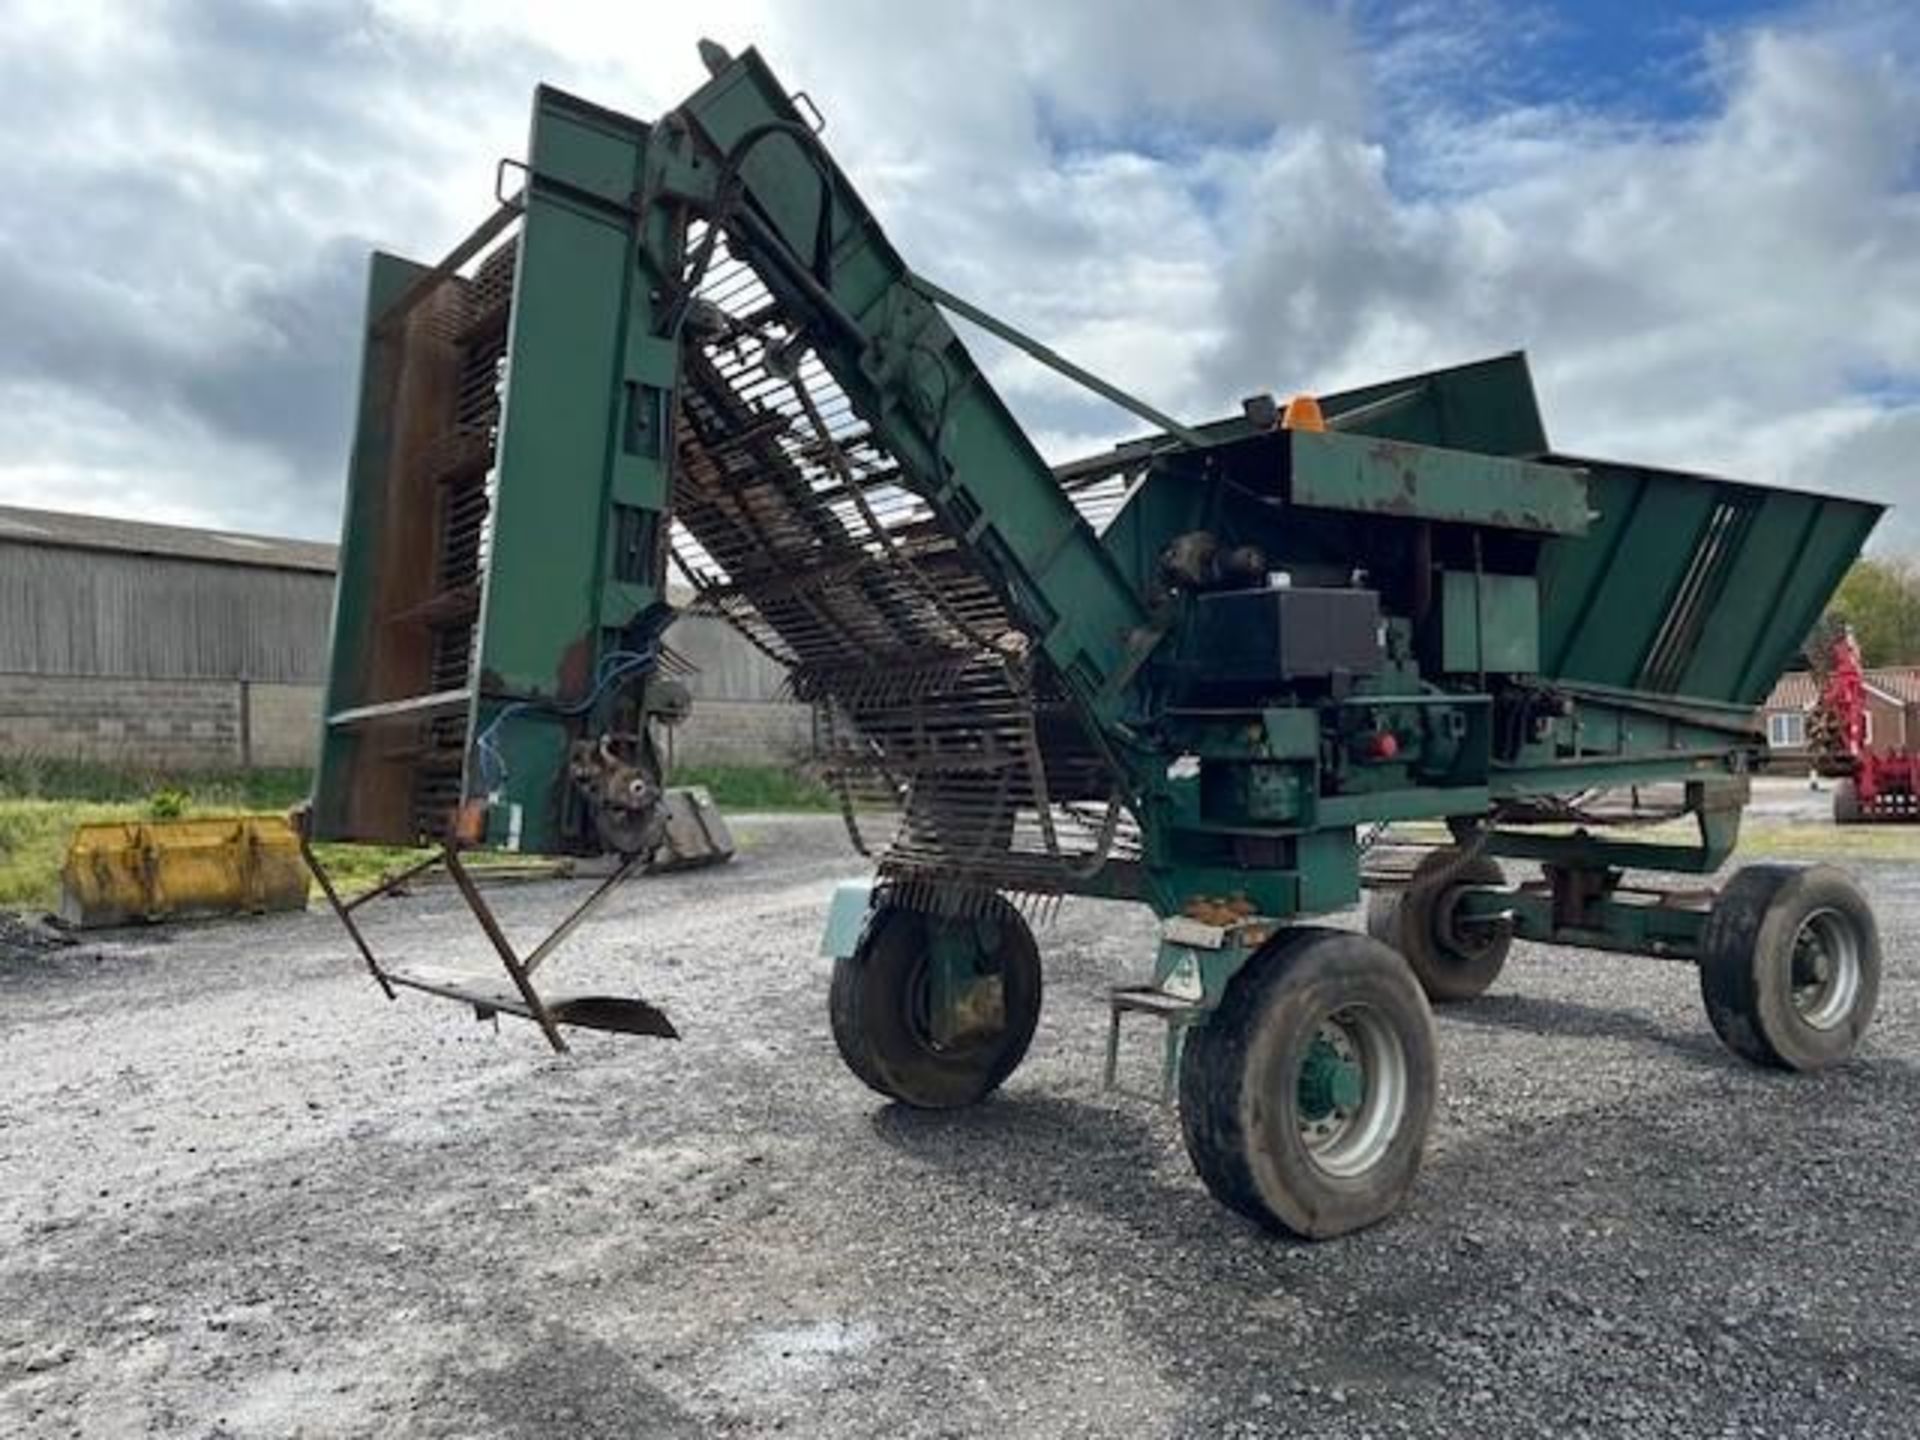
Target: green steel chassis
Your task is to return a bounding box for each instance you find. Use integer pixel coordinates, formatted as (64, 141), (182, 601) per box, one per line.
(309, 45), (1888, 1238)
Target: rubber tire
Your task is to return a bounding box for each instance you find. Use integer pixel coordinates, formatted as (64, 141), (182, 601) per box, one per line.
(1699, 863), (1880, 1071)
(1833, 779), (1862, 826)
(1366, 849), (1512, 1003)
(1178, 928), (1438, 1240)
(828, 900), (1041, 1109)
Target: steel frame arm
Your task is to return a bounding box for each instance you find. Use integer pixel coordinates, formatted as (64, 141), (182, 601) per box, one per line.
(673, 49), (1157, 753)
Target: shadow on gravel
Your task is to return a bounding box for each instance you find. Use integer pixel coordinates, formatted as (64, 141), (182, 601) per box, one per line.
(449, 1330), (704, 1439)
(863, 1090), (1221, 1235)
(864, 1094), (1461, 1422)
(1441, 992), (1736, 1069)
(1448, 992), (1920, 1092)
(0, 940), (151, 990)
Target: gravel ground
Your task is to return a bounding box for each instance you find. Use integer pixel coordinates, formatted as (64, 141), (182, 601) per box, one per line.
(2, 813), (1916, 1438)
(0, 912), (74, 961)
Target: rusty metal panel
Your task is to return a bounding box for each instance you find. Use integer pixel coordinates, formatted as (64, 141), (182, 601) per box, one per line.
(1287, 430), (1590, 535)
(310, 239), (515, 844)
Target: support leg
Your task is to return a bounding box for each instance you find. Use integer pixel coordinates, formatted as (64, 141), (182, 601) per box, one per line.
(299, 835), (398, 1001)
(521, 851), (645, 979)
(444, 851), (569, 1054)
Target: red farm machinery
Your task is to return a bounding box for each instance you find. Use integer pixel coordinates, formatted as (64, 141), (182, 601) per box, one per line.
(1811, 626), (1918, 823)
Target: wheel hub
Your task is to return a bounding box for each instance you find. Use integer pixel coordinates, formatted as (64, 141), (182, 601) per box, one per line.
(1293, 1007), (1410, 1179)
(912, 919), (1008, 1051)
(1297, 1034), (1364, 1120)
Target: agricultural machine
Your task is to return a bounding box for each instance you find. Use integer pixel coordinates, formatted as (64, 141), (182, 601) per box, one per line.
(1809, 625), (1918, 823)
(306, 44), (1887, 1238)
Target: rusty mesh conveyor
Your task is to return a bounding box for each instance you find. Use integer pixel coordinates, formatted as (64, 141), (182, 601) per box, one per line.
(669, 229), (1140, 904)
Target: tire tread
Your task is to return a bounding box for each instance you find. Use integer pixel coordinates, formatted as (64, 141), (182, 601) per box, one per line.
(1179, 927), (1437, 1239)
(827, 902), (1041, 1108)
(1698, 862), (1880, 1071)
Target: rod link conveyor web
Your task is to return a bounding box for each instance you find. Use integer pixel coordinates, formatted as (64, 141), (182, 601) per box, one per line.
(668, 228), (1140, 904)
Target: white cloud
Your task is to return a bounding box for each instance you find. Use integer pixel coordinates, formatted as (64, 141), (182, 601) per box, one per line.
(0, 380), (298, 531)
(0, 0), (1912, 553)
(1196, 21), (1920, 545)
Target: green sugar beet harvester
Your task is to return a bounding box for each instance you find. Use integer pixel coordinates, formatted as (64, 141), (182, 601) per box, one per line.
(303, 43), (1887, 1238)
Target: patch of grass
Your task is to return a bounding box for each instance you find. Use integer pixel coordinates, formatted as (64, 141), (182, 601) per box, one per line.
(0, 799), (142, 909)
(0, 757), (836, 814)
(0, 759), (835, 914)
(6, 755), (1907, 917)
(0, 796), (495, 915)
(0, 757), (311, 811)
(0, 761), (326, 913)
(0, 760), (365, 914)
(1739, 821), (1920, 864)
(305, 842), (446, 897)
(668, 763), (835, 811)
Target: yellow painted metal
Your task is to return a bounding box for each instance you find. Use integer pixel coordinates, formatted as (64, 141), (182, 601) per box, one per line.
(58, 816), (311, 929)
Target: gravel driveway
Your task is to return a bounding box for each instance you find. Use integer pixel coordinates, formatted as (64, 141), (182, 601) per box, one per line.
(2, 814), (1915, 1437)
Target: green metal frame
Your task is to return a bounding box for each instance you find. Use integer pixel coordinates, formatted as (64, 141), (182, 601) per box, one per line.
(671, 48), (1881, 1000)
(315, 48), (1886, 1020)
(461, 89), (685, 853)
(313, 89), (690, 854)
(676, 55), (1154, 734)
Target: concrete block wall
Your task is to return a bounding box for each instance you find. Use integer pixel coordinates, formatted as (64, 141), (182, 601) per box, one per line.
(0, 676), (812, 773)
(664, 613), (815, 768)
(0, 673), (325, 770)
(0, 673), (240, 768)
(0, 553), (817, 774)
(244, 683), (323, 768)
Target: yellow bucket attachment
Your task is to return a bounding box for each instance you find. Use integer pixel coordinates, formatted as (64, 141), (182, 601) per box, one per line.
(59, 816), (311, 929)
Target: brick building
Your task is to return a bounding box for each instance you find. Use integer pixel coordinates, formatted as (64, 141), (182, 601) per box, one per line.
(0, 505), (807, 771)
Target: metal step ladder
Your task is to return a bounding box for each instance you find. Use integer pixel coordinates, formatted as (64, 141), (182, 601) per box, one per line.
(1103, 984), (1204, 1104)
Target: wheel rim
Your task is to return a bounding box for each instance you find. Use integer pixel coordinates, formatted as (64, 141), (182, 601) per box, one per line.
(1295, 1005), (1409, 1178)
(1440, 890), (1504, 959)
(906, 951), (1002, 1056)
(1789, 907), (1863, 1031)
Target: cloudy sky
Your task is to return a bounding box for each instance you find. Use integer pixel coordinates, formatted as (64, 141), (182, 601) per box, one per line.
(2, 0), (1915, 548)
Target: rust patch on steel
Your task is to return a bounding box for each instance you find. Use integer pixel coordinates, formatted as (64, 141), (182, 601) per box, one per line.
(1182, 894), (1257, 926)
(556, 632), (596, 701)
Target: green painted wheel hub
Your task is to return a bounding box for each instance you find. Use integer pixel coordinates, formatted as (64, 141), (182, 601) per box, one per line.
(1298, 1035), (1364, 1120)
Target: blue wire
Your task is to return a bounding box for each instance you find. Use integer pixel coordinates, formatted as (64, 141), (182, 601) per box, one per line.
(472, 644), (658, 792)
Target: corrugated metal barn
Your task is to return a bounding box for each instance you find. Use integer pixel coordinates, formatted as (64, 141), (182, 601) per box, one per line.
(0, 504), (806, 771)
(0, 505), (335, 767)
